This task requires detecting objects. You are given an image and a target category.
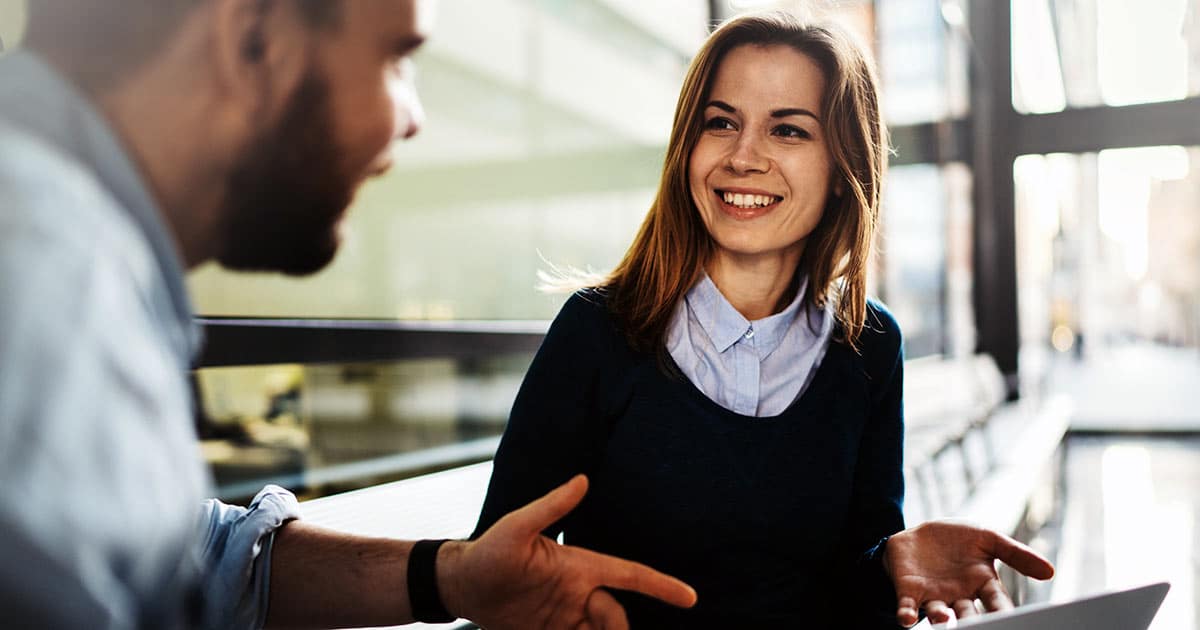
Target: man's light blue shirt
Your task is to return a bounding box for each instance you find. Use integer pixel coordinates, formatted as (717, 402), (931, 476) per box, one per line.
(666, 272), (835, 417)
(0, 50), (300, 628)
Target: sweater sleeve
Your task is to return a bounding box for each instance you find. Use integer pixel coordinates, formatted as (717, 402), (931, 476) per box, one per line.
(472, 293), (615, 540)
(842, 301), (907, 628)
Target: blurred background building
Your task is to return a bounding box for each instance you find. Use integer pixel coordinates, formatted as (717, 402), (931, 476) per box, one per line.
(2, 0), (1199, 627)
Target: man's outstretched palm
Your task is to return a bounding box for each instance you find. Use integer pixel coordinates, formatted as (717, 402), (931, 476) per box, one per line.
(884, 521), (1055, 627)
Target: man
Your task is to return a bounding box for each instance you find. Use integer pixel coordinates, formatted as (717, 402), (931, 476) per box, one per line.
(0, 1), (696, 628)
(0, 0), (1051, 628)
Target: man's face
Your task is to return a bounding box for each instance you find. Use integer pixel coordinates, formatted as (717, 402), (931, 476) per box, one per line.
(217, 0), (430, 275)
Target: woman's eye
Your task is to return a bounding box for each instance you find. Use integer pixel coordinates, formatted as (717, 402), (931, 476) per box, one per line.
(774, 124), (811, 139)
(704, 117), (736, 131)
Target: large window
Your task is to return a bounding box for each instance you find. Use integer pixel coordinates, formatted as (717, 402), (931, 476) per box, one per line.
(197, 0), (992, 496)
(188, 0), (708, 321)
(1012, 0), (1200, 113)
(881, 163), (975, 358)
(1015, 146), (1200, 362)
(0, 0), (26, 53)
(877, 0), (970, 124)
(192, 0), (710, 499)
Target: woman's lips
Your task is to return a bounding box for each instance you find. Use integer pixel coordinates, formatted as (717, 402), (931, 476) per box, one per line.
(715, 188), (782, 219)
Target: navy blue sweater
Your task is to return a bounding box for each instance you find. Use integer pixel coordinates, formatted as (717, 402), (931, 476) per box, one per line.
(474, 292), (905, 628)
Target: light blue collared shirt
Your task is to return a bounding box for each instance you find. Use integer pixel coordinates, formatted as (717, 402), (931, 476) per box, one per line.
(666, 272), (835, 417)
(0, 50), (299, 629)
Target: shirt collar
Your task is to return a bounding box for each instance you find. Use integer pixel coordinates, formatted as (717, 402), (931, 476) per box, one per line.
(0, 51), (201, 363)
(753, 275), (808, 357)
(684, 272), (808, 356)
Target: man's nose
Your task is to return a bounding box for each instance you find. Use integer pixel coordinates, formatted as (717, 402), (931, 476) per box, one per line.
(395, 84), (425, 141)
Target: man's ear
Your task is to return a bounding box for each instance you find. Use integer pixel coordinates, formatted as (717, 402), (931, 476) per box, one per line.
(209, 0), (308, 116)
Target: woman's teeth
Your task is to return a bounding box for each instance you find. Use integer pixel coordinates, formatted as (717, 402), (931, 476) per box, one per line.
(722, 191), (779, 208)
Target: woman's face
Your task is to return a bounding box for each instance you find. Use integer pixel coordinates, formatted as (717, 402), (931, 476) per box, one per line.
(688, 44), (834, 270)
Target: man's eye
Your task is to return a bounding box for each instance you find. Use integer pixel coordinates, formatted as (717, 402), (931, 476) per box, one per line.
(774, 124), (811, 139)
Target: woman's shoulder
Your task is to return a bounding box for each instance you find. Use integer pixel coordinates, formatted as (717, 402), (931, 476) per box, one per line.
(549, 289), (622, 342)
(863, 298), (901, 339)
(559, 288), (612, 324)
(859, 297), (904, 362)
(542, 290), (645, 378)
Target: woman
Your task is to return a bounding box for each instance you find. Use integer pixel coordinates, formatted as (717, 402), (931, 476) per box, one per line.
(473, 11), (1048, 628)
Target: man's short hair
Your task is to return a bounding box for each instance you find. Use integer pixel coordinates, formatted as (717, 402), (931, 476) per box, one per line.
(295, 0), (342, 29)
(25, 0), (341, 92)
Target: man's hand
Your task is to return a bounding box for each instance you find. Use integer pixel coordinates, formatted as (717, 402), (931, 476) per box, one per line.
(883, 521), (1055, 627)
(438, 475), (697, 630)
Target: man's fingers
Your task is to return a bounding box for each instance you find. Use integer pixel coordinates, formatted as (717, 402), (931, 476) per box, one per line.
(502, 475), (589, 537)
(986, 530), (1055, 580)
(578, 548), (697, 609)
(953, 599), (980, 619)
(895, 595), (920, 627)
(925, 600), (954, 624)
(977, 578), (1013, 612)
(585, 588), (629, 630)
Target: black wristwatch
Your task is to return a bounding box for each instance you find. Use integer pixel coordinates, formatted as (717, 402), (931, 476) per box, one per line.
(408, 539), (456, 623)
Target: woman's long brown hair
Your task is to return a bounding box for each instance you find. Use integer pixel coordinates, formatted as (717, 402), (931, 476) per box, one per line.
(582, 11), (888, 356)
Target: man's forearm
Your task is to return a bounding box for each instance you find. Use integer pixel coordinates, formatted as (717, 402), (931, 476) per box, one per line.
(261, 476), (697, 630)
(265, 520), (422, 628)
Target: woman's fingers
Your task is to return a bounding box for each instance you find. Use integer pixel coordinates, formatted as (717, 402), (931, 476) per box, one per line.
(977, 578), (1013, 612)
(984, 529), (1055, 580)
(953, 598), (981, 619)
(896, 595), (921, 627)
(925, 600), (955, 624)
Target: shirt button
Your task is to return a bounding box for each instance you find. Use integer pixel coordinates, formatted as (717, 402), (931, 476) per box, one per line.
(744, 328), (755, 340)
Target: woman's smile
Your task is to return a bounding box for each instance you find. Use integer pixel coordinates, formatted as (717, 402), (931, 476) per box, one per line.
(714, 187), (785, 219)
(689, 44), (832, 265)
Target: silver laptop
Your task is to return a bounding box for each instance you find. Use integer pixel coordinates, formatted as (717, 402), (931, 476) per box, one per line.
(928, 582), (1169, 629)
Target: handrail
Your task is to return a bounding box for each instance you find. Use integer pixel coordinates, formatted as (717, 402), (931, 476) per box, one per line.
(216, 436), (502, 501)
(195, 317), (550, 368)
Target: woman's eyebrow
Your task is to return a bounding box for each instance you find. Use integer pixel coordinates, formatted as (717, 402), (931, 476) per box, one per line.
(705, 101), (819, 122)
(706, 100), (737, 113)
(770, 107), (819, 121)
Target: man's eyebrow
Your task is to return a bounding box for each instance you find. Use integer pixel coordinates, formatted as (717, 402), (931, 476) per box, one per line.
(394, 34), (427, 54)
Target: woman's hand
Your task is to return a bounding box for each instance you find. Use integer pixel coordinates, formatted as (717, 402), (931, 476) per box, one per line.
(883, 520), (1055, 627)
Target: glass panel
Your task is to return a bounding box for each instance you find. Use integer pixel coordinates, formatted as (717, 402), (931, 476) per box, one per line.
(1011, 0), (1069, 113)
(880, 162), (975, 358)
(877, 0), (971, 124)
(1014, 146), (1200, 393)
(198, 353), (534, 501)
(188, 0), (707, 320)
(1012, 0), (1198, 113)
(0, 0), (27, 54)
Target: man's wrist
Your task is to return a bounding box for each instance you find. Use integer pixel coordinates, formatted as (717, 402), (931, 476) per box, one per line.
(408, 539), (456, 622)
(434, 540), (469, 620)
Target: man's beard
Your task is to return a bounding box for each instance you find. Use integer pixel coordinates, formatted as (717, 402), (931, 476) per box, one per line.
(216, 69), (355, 276)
